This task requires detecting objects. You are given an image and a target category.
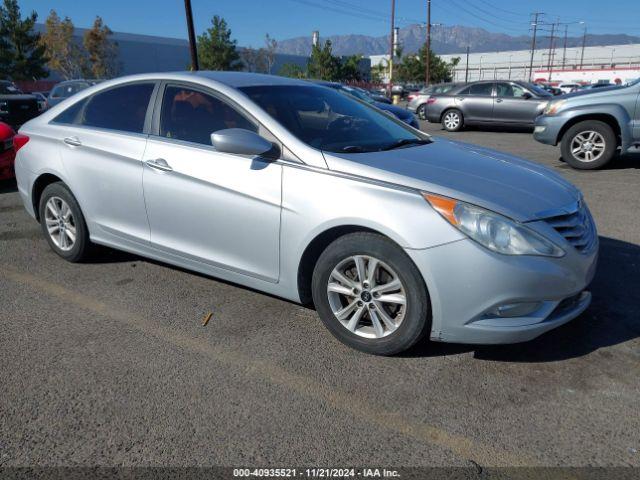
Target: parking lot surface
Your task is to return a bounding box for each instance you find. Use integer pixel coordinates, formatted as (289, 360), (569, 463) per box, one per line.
(1, 122), (639, 468)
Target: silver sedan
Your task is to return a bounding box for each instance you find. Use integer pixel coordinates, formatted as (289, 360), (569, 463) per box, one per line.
(14, 72), (597, 355)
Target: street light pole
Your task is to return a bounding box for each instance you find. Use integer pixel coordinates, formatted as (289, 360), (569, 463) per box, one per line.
(547, 20), (556, 82)
(388, 0), (395, 97)
(184, 0), (199, 71)
(562, 24), (568, 69)
(425, 0), (431, 86)
(464, 45), (469, 83)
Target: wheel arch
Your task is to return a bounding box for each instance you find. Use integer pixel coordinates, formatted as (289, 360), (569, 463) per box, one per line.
(32, 173), (65, 221)
(556, 112), (622, 147)
(439, 107), (463, 123)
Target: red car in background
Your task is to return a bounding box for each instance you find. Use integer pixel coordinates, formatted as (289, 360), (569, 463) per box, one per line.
(0, 122), (28, 180)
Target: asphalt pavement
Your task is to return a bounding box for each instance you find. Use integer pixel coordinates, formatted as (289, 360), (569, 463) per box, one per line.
(1, 121), (639, 469)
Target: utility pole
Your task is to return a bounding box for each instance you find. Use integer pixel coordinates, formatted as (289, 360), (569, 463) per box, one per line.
(580, 25), (587, 69)
(547, 20), (556, 82)
(562, 24), (568, 69)
(184, 0), (199, 71)
(464, 46), (469, 83)
(528, 12), (542, 82)
(425, 0), (431, 86)
(388, 0), (395, 97)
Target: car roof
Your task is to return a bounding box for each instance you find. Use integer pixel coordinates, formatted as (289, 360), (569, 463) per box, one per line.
(192, 71), (312, 88)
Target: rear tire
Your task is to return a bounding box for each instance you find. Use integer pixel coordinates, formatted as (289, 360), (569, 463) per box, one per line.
(311, 232), (430, 356)
(38, 182), (92, 262)
(417, 103), (428, 120)
(441, 109), (464, 132)
(560, 120), (617, 170)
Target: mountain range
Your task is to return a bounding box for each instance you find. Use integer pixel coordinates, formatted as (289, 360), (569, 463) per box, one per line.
(275, 24), (640, 56)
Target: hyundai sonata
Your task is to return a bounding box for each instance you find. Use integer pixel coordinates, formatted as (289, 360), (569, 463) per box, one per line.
(14, 72), (597, 355)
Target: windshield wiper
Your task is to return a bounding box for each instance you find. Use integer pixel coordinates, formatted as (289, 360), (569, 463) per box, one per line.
(339, 145), (367, 153)
(380, 138), (431, 151)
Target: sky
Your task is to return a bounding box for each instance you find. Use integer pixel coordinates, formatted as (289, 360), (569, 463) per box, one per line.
(20, 0), (640, 47)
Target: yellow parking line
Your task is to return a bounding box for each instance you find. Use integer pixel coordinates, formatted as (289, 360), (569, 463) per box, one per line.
(3, 266), (538, 468)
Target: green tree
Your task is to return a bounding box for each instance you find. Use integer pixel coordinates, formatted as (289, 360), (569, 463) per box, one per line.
(307, 40), (340, 81)
(278, 62), (305, 79)
(83, 16), (119, 78)
(396, 46), (457, 84)
(339, 54), (363, 82)
(40, 10), (86, 80)
(197, 15), (242, 71)
(0, 0), (47, 80)
(241, 47), (267, 73)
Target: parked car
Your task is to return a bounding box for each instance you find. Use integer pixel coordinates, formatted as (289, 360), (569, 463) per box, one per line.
(30, 92), (48, 112)
(47, 80), (100, 108)
(576, 82), (613, 92)
(408, 83), (463, 120)
(534, 78), (640, 169)
(426, 80), (552, 132)
(15, 72), (597, 355)
(0, 121), (27, 180)
(364, 88), (391, 104)
(557, 83), (581, 94)
(0, 81), (41, 129)
(536, 83), (563, 96)
(313, 80), (420, 128)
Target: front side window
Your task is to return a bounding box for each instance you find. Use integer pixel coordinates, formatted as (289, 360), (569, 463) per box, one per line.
(159, 85), (257, 145)
(496, 83), (529, 98)
(240, 85), (425, 153)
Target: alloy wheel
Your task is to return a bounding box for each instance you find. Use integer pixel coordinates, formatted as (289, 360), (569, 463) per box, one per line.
(444, 111), (460, 130)
(327, 255), (407, 339)
(570, 131), (606, 163)
(44, 196), (77, 251)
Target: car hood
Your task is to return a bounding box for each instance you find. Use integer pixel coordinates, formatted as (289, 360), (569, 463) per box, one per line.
(375, 102), (412, 119)
(562, 86), (623, 99)
(322, 138), (581, 222)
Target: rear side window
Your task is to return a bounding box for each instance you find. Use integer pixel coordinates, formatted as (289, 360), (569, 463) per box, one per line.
(468, 83), (494, 96)
(159, 85), (257, 145)
(78, 83), (154, 133)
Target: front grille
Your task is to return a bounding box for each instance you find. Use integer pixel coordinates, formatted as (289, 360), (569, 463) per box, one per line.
(544, 203), (596, 253)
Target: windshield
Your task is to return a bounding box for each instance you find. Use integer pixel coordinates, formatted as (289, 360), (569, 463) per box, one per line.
(526, 83), (552, 97)
(240, 85), (424, 153)
(0, 82), (22, 94)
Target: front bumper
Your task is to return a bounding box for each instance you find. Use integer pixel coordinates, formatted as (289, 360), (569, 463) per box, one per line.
(533, 115), (566, 146)
(406, 237), (598, 345)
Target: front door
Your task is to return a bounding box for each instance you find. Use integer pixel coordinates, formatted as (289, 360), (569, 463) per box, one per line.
(493, 82), (541, 125)
(142, 84), (282, 282)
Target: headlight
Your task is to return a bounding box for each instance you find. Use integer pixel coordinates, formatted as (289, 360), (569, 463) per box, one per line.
(423, 193), (565, 257)
(0, 101), (8, 114)
(544, 99), (566, 116)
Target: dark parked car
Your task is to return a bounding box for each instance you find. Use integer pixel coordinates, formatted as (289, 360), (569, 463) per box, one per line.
(47, 80), (101, 108)
(313, 81), (420, 129)
(534, 78), (640, 169)
(426, 80), (552, 132)
(0, 81), (40, 129)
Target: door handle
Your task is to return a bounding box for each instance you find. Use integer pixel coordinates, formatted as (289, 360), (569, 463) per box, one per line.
(496, 98), (504, 103)
(145, 158), (173, 172)
(63, 136), (82, 147)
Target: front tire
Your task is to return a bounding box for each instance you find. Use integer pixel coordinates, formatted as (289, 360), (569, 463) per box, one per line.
(560, 120), (616, 170)
(441, 109), (464, 132)
(311, 232), (430, 355)
(38, 182), (92, 262)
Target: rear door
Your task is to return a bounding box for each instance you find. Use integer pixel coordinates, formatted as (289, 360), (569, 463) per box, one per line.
(52, 81), (157, 244)
(493, 82), (541, 125)
(456, 82), (495, 123)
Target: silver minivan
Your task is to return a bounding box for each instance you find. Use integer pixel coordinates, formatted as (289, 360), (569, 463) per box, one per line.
(15, 72), (597, 355)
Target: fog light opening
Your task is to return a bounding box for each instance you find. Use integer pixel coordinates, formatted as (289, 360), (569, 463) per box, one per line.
(489, 302), (542, 318)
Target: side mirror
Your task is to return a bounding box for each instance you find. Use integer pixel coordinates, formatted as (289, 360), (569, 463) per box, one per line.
(522, 92), (533, 99)
(211, 128), (279, 159)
